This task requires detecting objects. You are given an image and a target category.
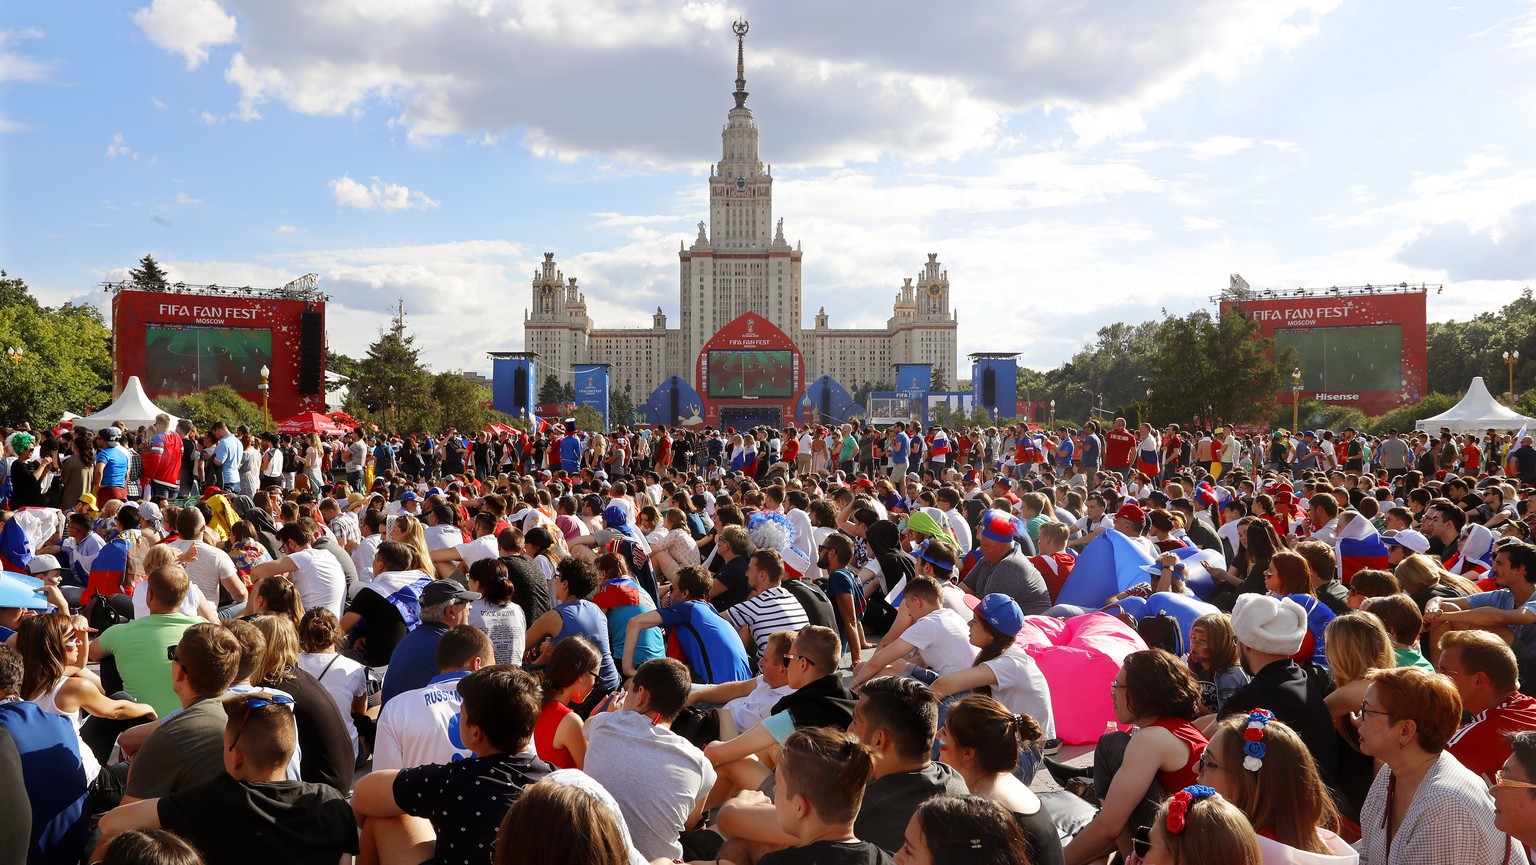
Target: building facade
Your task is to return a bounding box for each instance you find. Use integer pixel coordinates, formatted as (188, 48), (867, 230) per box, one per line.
(523, 22), (958, 407)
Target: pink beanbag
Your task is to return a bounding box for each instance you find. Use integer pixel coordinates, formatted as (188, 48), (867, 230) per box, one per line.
(1013, 612), (1147, 745)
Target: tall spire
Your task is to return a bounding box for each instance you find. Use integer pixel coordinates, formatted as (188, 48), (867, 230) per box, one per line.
(732, 19), (749, 109)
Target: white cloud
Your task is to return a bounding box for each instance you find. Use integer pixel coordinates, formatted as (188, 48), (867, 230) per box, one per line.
(0, 27), (53, 84)
(274, 224), (299, 234)
(106, 132), (137, 161)
(175, 192), (201, 205)
(131, 0), (237, 71)
(328, 176), (439, 212)
(1187, 136), (1255, 160)
(1184, 216), (1224, 230)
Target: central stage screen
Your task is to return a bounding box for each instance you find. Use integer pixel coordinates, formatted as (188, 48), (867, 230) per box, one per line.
(707, 350), (794, 398)
(145, 325), (273, 393)
(1274, 324), (1404, 394)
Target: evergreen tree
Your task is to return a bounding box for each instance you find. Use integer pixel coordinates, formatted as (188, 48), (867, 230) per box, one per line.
(352, 303), (432, 432)
(610, 388), (637, 427)
(128, 254), (171, 289)
(538, 374), (565, 405)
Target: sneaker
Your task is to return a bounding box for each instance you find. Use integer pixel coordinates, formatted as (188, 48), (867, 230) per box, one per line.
(1041, 737), (1063, 756)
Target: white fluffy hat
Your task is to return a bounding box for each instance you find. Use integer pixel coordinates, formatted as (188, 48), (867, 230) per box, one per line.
(1231, 593), (1308, 656)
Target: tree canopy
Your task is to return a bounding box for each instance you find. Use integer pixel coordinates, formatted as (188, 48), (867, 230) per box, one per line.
(0, 272), (113, 425)
(128, 254), (170, 289)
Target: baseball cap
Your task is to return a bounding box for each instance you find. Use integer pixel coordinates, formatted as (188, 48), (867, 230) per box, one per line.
(1383, 529), (1430, 554)
(76, 493), (99, 512)
(1115, 503), (1147, 524)
(420, 580), (481, 607)
(976, 593), (1024, 637)
(400, 491), (419, 502)
(26, 554), (62, 574)
(98, 426), (121, 440)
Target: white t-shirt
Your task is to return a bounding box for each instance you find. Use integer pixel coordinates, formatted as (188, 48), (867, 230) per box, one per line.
(425, 523), (462, 552)
(373, 673), (470, 771)
(941, 508), (973, 555)
(901, 608), (979, 676)
(297, 651), (368, 755)
(583, 710), (717, 863)
(132, 581), (208, 620)
(724, 678), (796, 733)
(984, 646), (1056, 740)
(288, 547), (347, 615)
(350, 534), (384, 589)
(469, 599), (527, 667)
(454, 535), (499, 569)
(167, 540), (237, 603)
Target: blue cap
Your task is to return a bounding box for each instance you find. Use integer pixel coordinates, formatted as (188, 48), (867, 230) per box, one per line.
(976, 593), (1024, 637)
(602, 504), (630, 528)
(0, 573), (47, 610)
(400, 491), (419, 502)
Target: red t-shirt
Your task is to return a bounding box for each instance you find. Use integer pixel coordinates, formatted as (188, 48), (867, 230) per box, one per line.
(782, 437), (800, 462)
(1104, 428), (1138, 468)
(1446, 692), (1536, 783)
(1463, 442), (1482, 472)
(1030, 551), (1077, 602)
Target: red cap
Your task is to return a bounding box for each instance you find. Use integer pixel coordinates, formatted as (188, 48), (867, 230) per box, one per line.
(1116, 503), (1146, 524)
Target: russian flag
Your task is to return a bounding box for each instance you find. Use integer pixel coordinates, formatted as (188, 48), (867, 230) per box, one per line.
(929, 430), (951, 458)
(85, 537), (135, 602)
(1336, 519), (1390, 585)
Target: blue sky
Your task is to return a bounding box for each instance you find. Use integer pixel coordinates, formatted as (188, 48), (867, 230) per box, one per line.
(2, 0), (1534, 378)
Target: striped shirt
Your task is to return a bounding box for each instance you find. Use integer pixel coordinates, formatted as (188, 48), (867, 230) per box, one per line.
(725, 585), (809, 655)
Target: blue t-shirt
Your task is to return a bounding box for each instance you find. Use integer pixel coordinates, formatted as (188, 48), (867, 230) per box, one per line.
(1054, 438), (1075, 467)
(1467, 589), (1536, 655)
(555, 600), (619, 690)
(381, 622), (451, 706)
(657, 599), (752, 685)
(824, 567), (865, 653)
(1081, 434), (1102, 468)
(559, 436), (582, 473)
(94, 447), (128, 488)
(0, 700), (89, 864)
(213, 435), (243, 485)
(891, 432), (910, 464)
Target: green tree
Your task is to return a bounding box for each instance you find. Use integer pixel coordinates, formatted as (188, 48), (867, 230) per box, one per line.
(156, 385), (266, 431)
(351, 305), (432, 433)
(558, 381), (576, 403)
(0, 273), (113, 424)
(538, 374), (565, 405)
(326, 349), (362, 381)
(128, 254), (170, 289)
(572, 404), (605, 432)
(1148, 310), (1294, 426)
(1361, 393), (1461, 437)
(428, 372), (492, 433)
(1426, 289), (1536, 398)
(931, 365), (948, 392)
(610, 388), (636, 428)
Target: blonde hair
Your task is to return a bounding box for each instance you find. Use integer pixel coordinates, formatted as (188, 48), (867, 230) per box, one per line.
(390, 515), (436, 578)
(1210, 716), (1338, 853)
(1394, 553), (1480, 597)
(249, 615), (300, 686)
(1324, 611), (1395, 686)
(141, 544), (181, 574)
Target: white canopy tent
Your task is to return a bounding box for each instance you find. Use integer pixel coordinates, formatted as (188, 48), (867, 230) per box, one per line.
(74, 376), (178, 432)
(1414, 376), (1535, 433)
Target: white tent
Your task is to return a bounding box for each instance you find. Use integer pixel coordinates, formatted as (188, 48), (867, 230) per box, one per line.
(1414, 376), (1536, 433)
(75, 376), (178, 432)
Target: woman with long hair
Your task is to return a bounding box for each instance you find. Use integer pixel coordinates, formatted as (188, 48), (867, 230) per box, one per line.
(304, 432), (325, 493)
(467, 558), (527, 667)
(1186, 613), (1249, 716)
(897, 795), (1035, 865)
(1197, 712), (1354, 861)
(1353, 667), (1513, 864)
(248, 614), (355, 792)
(1393, 553), (1481, 609)
(534, 636), (600, 769)
(938, 696), (1064, 865)
(1264, 550), (1335, 667)
(244, 576), (305, 629)
(1132, 786), (1262, 865)
(388, 514), (436, 580)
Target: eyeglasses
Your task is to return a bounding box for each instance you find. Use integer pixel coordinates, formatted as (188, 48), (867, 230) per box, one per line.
(783, 653), (816, 667)
(1197, 749), (1221, 773)
(1358, 701), (1396, 721)
(1132, 825), (1152, 859)
(1495, 770), (1536, 791)
(1109, 682), (1128, 696)
(228, 694), (295, 752)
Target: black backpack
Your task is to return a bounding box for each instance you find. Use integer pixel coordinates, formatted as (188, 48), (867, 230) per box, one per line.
(783, 578), (838, 632)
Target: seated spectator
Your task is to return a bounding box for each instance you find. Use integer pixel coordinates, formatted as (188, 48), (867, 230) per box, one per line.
(247, 615), (356, 793)
(98, 829), (205, 865)
(1138, 786), (1262, 865)
(248, 523), (347, 617)
(1296, 539), (1349, 616)
(818, 533), (867, 663)
(464, 558), (526, 667)
(1439, 629), (1536, 785)
(296, 607), (369, 764)
(374, 625), (495, 771)
(683, 630), (796, 740)
(591, 551), (664, 672)
(94, 691), (358, 865)
(524, 559), (620, 712)
(1053, 649), (1207, 865)
(493, 770), (648, 865)
(621, 565), (752, 685)
(757, 727), (888, 865)
(1355, 667), (1515, 864)
(353, 665), (553, 865)
(1346, 568), (1399, 610)
(900, 795), (1036, 865)
(1186, 613), (1249, 716)
(851, 577), (976, 690)
(0, 644), (90, 865)
(119, 623), (242, 802)
(1029, 520), (1076, 603)
(1425, 541), (1536, 669)
(1496, 731), (1536, 853)
(1322, 610), (1395, 822)
(341, 540), (431, 668)
(1361, 593), (1435, 670)
(380, 580), (480, 706)
(1216, 593), (1339, 788)
(1196, 711), (1353, 861)
(725, 549), (811, 658)
(89, 565), (203, 717)
(1263, 550), (1334, 667)
(428, 512), (500, 579)
(583, 658), (716, 862)
(929, 594), (1057, 762)
(533, 636), (599, 769)
(938, 695), (1064, 865)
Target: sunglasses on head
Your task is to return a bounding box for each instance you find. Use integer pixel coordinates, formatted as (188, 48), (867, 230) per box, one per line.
(228, 694), (295, 752)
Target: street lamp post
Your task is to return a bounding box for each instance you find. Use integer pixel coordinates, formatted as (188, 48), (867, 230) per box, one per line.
(259, 365), (271, 432)
(1505, 350), (1520, 400)
(1291, 367), (1302, 433)
(1049, 399), (1056, 430)
(5, 346), (23, 364)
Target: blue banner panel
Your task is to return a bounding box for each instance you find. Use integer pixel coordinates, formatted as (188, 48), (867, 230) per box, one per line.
(574, 364), (611, 432)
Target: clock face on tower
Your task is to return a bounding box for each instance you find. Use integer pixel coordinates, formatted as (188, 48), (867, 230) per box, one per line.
(927, 282), (942, 298)
(540, 283), (555, 296)
(736, 178), (746, 191)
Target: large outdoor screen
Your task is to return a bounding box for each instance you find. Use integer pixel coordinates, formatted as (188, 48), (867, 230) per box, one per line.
(145, 325), (273, 393)
(707, 350), (793, 398)
(1275, 324), (1403, 393)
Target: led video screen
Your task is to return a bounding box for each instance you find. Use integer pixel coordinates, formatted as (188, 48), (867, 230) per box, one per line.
(1274, 325), (1403, 393)
(707, 350), (793, 398)
(144, 325), (273, 393)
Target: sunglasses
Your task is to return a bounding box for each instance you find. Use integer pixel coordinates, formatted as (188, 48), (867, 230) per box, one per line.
(1495, 770), (1536, 791)
(228, 694), (295, 752)
(783, 653), (816, 667)
(1133, 825), (1152, 859)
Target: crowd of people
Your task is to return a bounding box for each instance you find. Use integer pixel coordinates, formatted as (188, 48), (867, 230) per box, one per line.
(3, 409), (1536, 865)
